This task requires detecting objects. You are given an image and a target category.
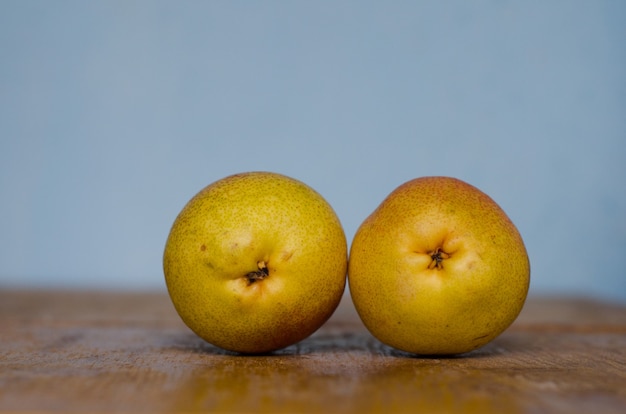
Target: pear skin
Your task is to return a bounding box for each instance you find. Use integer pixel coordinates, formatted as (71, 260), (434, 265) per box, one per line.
(164, 172), (347, 353)
(348, 176), (530, 355)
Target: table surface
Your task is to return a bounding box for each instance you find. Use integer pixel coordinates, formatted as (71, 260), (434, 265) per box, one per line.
(1, 289), (625, 414)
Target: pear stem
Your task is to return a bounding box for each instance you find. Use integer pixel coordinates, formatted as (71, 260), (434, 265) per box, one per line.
(246, 261), (269, 285)
(428, 248), (450, 270)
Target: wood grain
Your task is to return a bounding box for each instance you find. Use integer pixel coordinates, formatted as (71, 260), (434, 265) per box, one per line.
(1, 289), (625, 413)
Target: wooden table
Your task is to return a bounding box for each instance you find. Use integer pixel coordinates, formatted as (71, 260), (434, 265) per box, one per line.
(1, 289), (625, 413)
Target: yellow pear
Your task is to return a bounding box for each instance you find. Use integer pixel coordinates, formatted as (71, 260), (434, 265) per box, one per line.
(348, 176), (530, 355)
(163, 172), (347, 353)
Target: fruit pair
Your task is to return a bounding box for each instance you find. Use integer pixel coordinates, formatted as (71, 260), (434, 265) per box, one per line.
(163, 172), (530, 355)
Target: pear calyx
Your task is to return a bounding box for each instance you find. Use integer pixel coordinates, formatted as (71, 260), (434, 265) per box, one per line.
(428, 248), (450, 270)
(246, 260), (269, 285)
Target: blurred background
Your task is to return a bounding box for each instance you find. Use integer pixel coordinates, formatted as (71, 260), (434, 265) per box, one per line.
(1, 1), (624, 303)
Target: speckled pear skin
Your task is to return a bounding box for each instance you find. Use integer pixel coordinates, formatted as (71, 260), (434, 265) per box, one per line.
(163, 172), (347, 354)
(348, 176), (530, 355)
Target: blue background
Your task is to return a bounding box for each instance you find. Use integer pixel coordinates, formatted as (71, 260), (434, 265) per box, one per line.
(1, 1), (625, 303)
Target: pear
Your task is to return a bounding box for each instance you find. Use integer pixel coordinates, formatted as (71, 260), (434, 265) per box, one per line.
(163, 172), (347, 353)
(348, 176), (530, 355)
